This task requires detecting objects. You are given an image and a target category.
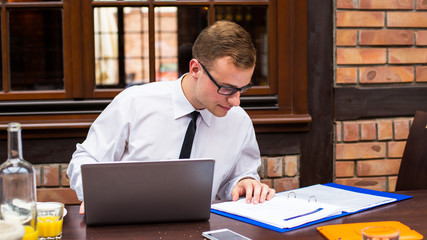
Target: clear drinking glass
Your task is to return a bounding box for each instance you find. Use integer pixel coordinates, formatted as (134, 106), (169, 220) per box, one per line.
(37, 202), (64, 240)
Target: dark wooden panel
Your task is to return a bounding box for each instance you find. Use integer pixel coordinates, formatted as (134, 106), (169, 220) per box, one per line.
(0, 97), (277, 115)
(299, 0), (334, 186)
(335, 86), (427, 121)
(0, 100), (109, 116)
(257, 133), (301, 156)
(0, 138), (85, 164)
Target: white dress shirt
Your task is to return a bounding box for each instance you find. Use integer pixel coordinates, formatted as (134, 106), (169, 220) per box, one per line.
(67, 75), (261, 201)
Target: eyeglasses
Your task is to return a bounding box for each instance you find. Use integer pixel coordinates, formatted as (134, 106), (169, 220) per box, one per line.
(198, 60), (252, 96)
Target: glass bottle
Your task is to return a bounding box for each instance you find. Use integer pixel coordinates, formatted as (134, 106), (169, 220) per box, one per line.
(0, 122), (38, 240)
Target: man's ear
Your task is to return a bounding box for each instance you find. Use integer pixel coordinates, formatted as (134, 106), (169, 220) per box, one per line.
(189, 59), (201, 79)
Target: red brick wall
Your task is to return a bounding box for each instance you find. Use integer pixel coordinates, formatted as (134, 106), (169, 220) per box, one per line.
(335, 118), (412, 191)
(36, 155), (300, 203)
(35, 164), (80, 204)
(260, 156), (300, 192)
(335, 0), (426, 191)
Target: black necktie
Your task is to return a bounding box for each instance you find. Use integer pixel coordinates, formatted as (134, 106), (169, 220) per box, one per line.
(179, 111), (200, 159)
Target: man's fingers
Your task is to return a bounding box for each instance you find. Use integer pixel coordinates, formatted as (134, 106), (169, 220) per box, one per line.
(259, 184), (270, 203)
(245, 181), (254, 204)
(266, 188), (276, 201)
(231, 178), (276, 204)
(231, 187), (240, 201)
(79, 202), (85, 215)
(251, 183), (262, 204)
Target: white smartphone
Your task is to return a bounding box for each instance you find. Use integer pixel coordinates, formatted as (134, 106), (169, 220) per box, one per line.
(202, 228), (252, 240)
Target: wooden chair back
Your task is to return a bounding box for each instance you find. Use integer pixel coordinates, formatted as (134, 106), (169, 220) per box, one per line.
(396, 111), (427, 191)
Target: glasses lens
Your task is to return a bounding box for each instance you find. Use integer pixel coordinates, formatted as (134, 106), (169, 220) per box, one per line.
(218, 85), (251, 95)
(218, 87), (237, 95)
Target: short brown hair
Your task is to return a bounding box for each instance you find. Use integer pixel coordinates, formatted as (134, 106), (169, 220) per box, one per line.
(192, 21), (256, 70)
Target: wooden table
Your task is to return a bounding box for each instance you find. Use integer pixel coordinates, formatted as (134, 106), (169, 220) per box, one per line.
(62, 190), (427, 239)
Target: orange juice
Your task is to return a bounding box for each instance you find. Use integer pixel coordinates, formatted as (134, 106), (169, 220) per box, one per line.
(22, 226), (38, 240)
(37, 216), (63, 238)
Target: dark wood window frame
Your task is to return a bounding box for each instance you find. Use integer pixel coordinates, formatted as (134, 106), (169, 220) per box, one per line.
(0, 0), (310, 136)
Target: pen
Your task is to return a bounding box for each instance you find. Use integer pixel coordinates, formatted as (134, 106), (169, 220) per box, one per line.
(283, 208), (324, 221)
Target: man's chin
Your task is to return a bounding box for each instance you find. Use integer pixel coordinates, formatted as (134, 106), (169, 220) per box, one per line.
(209, 108), (228, 117)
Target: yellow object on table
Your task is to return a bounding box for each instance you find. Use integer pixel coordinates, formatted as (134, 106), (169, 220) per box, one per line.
(37, 216), (63, 238)
(22, 226), (38, 240)
(317, 221), (423, 240)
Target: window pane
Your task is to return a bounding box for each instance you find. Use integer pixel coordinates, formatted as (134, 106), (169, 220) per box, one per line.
(96, 59), (119, 85)
(125, 58), (147, 85)
(9, 9), (64, 91)
(124, 7), (149, 84)
(95, 6), (207, 86)
(155, 6), (208, 81)
(94, 7), (149, 88)
(215, 6), (268, 86)
(94, 8), (119, 87)
(155, 7), (177, 82)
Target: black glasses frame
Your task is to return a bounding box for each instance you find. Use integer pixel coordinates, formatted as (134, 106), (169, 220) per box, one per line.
(198, 60), (252, 96)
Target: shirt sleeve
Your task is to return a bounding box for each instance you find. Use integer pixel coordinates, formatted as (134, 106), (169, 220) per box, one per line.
(216, 119), (261, 200)
(67, 93), (130, 201)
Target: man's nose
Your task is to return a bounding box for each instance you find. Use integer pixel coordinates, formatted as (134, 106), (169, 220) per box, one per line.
(227, 91), (241, 107)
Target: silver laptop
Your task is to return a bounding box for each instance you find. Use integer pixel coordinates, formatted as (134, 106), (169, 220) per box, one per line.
(81, 158), (215, 225)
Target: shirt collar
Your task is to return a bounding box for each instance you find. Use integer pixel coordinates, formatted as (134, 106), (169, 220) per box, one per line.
(173, 74), (213, 127)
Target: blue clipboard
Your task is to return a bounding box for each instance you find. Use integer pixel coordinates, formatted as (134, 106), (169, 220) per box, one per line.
(210, 183), (412, 233)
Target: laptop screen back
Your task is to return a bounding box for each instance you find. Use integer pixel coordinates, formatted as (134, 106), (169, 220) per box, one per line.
(81, 159), (215, 225)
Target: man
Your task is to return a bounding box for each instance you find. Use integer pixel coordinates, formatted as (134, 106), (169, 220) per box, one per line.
(67, 21), (275, 209)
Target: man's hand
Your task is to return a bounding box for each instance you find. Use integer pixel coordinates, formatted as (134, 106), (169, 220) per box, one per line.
(79, 202), (85, 215)
(231, 178), (275, 204)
